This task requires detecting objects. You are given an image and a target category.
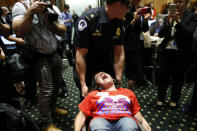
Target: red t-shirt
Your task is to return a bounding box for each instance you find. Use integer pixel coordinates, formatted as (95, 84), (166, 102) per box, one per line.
(78, 88), (141, 120)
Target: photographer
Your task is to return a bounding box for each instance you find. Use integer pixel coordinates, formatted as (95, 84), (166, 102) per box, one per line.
(156, 0), (197, 107)
(124, 0), (151, 89)
(12, 0), (66, 131)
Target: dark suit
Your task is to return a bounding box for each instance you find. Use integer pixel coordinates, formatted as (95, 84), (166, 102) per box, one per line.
(157, 10), (197, 103)
(124, 4), (149, 81)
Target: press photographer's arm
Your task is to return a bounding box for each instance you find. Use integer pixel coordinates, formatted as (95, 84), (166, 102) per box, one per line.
(43, 13), (66, 37)
(12, 1), (45, 36)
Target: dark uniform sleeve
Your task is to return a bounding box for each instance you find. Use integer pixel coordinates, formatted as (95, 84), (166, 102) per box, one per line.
(73, 13), (92, 48)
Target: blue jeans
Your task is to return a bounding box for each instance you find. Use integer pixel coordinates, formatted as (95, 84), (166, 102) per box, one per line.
(89, 117), (138, 131)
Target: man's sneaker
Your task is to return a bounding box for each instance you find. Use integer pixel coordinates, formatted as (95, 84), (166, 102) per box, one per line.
(43, 124), (62, 131)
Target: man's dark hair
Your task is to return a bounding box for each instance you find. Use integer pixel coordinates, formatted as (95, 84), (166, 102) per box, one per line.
(106, 0), (130, 6)
(64, 4), (70, 9)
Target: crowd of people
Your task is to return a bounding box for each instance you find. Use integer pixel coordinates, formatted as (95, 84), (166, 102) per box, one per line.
(0, 0), (197, 131)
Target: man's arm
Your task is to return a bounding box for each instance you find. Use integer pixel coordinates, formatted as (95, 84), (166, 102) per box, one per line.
(6, 35), (26, 45)
(12, 1), (46, 37)
(113, 45), (125, 81)
(76, 47), (89, 97)
(46, 21), (66, 37)
(0, 22), (10, 37)
(134, 112), (151, 131)
(74, 111), (87, 131)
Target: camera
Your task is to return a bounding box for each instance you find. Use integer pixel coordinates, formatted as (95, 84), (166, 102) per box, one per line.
(169, 3), (176, 13)
(40, 0), (58, 23)
(137, 7), (151, 15)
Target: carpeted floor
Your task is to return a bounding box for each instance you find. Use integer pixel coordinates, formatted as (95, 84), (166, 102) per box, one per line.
(22, 59), (197, 131)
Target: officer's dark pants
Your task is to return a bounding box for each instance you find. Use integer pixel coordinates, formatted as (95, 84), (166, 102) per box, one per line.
(125, 51), (142, 81)
(158, 50), (184, 103)
(35, 52), (62, 125)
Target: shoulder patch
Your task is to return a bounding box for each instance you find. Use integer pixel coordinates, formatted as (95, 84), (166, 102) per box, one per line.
(78, 20), (88, 31)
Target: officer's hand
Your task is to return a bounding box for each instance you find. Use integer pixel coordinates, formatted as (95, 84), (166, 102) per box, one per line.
(82, 84), (88, 98)
(29, 1), (46, 14)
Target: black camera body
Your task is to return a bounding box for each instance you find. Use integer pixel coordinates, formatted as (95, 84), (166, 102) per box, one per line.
(40, 0), (58, 23)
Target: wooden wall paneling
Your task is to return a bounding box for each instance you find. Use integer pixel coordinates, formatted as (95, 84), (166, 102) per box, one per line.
(0, 0), (17, 8)
(141, 0), (153, 6)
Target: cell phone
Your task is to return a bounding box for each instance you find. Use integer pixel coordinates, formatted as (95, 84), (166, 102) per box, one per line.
(169, 3), (176, 13)
(138, 7), (151, 15)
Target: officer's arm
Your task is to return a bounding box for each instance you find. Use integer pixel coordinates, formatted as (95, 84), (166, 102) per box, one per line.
(113, 45), (125, 81)
(76, 47), (88, 88)
(74, 110), (87, 131)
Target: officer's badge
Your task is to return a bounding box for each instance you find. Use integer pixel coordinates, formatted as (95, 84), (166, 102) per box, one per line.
(116, 28), (121, 37)
(92, 29), (102, 36)
(78, 20), (87, 31)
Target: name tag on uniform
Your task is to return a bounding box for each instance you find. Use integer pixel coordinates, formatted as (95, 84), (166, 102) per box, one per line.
(116, 28), (121, 37)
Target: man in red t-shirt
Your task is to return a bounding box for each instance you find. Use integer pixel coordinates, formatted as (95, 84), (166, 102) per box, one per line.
(74, 72), (151, 131)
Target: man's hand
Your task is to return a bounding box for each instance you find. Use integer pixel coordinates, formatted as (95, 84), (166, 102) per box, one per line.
(130, 9), (142, 26)
(15, 38), (26, 45)
(29, 1), (46, 14)
(81, 84), (88, 97)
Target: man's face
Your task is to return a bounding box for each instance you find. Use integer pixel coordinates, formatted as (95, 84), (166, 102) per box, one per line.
(2, 9), (8, 16)
(174, 0), (187, 12)
(114, 2), (128, 19)
(95, 72), (113, 89)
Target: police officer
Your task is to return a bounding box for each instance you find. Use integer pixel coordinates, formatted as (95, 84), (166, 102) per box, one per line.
(74, 0), (129, 98)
